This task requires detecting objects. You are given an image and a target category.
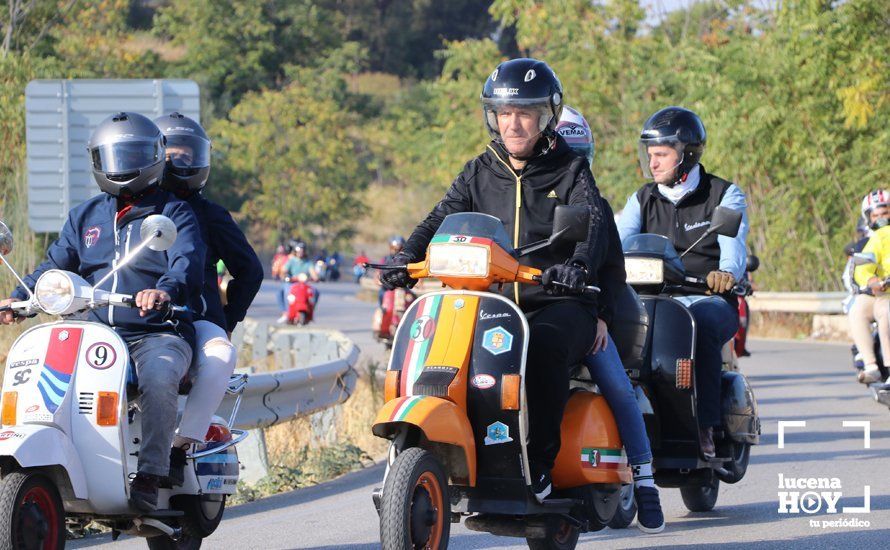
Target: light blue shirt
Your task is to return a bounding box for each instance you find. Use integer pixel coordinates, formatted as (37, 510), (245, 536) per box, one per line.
(616, 165), (749, 280)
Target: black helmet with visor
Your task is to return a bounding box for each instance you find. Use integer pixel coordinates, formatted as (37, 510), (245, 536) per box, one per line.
(154, 112), (211, 193)
(88, 112), (166, 197)
(638, 106), (706, 185)
(481, 58), (564, 149)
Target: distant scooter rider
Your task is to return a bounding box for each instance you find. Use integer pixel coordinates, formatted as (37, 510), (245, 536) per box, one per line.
(0, 112), (206, 511)
(382, 58), (608, 503)
(378, 236), (406, 306)
(852, 190), (890, 384)
(617, 107), (749, 459)
(558, 106), (664, 532)
(154, 112), (264, 484)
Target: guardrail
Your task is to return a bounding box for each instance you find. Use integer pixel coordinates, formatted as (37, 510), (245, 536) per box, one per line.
(747, 291), (846, 314)
(217, 324), (359, 431)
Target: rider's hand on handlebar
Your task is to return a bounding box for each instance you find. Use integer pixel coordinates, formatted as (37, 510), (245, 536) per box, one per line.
(706, 270), (736, 294)
(380, 252), (416, 290)
(541, 262), (587, 295)
(0, 298), (22, 325)
(135, 289), (171, 317)
(867, 277), (886, 294)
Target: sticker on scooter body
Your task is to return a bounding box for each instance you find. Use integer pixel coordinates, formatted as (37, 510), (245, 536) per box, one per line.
(482, 327), (513, 355)
(484, 422), (513, 445)
(581, 447), (627, 469)
(471, 374), (496, 389)
(84, 342), (116, 370)
(38, 327), (84, 413)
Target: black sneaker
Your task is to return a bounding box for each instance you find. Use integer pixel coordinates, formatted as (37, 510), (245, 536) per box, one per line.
(529, 463), (552, 503)
(165, 446), (188, 488)
(634, 486), (665, 533)
(128, 472), (160, 512)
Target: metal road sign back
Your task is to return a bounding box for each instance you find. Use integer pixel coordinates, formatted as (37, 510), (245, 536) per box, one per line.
(25, 79), (200, 232)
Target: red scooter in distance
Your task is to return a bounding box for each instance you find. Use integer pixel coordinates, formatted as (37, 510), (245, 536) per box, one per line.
(287, 273), (317, 325)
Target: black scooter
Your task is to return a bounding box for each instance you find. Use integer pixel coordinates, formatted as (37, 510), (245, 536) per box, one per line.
(610, 206), (760, 516)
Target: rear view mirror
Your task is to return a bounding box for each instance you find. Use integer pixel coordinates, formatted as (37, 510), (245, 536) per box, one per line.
(746, 254), (760, 273)
(0, 221), (12, 256)
(852, 252), (876, 266)
(552, 205), (589, 243)
(140, 215), (178, 252)
(711, 206), (742, 238)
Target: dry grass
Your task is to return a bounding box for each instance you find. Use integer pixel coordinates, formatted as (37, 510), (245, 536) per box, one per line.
(748, 311), (815, 340)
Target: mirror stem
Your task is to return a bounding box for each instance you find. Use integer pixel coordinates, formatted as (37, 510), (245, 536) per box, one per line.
(0, 251), (34, 299)
(90, 231), (160, 305)
(679, 225), (721, 258)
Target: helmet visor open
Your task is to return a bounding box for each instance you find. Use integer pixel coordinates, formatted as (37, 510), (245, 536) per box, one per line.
(90, 140), (163, 173)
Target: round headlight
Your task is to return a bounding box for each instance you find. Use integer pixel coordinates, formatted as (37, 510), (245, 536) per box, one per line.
(35, 270), (75, 315)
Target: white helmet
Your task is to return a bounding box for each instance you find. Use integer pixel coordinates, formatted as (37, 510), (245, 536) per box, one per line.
(861, 189), (890, 219)
(556, 106), (594, 165)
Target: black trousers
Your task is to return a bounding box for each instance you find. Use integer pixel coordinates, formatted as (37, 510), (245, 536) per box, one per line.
(525, 300), (598, 470)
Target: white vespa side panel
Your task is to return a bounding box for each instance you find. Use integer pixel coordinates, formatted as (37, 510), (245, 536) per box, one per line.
(66, 322), (131, 514)
(0, 424), (88, 498)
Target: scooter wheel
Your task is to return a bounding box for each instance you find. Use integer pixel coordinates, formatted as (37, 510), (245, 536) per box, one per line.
(0, 470), (65, 550)
(717, 442), (751, 484)
(680, 475), (720, 512)
(526, 515), (580, 550)
(607, 484), (637, 529)
(379, 447), (449, 550)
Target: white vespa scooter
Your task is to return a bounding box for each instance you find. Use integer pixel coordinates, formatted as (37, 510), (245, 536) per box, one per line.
(0, 216), (247, 549)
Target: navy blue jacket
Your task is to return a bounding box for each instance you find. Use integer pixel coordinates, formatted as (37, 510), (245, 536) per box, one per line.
(186, 194), (263, 332)
(13, 190), (205, 349)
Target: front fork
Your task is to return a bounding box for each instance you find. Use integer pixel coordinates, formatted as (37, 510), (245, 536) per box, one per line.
(372, 429), (411, 514)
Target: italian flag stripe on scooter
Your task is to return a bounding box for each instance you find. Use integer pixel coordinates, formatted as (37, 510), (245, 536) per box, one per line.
(390, 396), (424, 422)
(580, 448), (627, 469)
(400, 294), (443, 395)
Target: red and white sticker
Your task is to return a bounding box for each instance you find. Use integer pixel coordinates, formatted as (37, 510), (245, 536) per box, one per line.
(471, 374), (496, 390)
(0, 431), (24, 440)
(85, 342), (116, 370)
(25, 405), (39, 413)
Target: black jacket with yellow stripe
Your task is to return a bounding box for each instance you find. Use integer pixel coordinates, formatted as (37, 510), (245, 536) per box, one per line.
(402, 136), (607, 315)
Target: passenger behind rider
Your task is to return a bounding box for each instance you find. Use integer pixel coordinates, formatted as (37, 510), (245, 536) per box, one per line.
(382, 58), (608, 505)
(557, 106), (664, 533)
(617, 107), (749, 459)
(276, 241), (317, 323)
(154, 112), (264, 485)
(0, 112), (206, 512)
(851, 190), (890, 384)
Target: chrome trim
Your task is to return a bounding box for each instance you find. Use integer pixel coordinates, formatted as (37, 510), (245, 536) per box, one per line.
(189, 429), (248, 459)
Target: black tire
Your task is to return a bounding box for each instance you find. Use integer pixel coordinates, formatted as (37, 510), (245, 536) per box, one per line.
(0, 470), (65, 550)
(718, 442), (751, 484)
(175, 494), (226, 539)
(379, 447), (450, 550)
(680, 475), (720, 512)
(526, 515), (580, 550)
(607, 484), (637, 529)
(298, 312), (309, 326)
(146, 534), (202, 550)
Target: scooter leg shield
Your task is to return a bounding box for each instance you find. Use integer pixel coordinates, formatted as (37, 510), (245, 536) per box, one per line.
(373, 395), (477, 486)
(720, 371), (760, 444)
(0, 424), (88, 499)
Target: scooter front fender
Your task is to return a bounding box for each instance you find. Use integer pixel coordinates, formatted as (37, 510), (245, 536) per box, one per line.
(373, 395), (476, 486)
(0, 424), (87, 498)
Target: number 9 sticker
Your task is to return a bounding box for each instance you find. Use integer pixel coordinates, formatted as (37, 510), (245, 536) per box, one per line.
(85, 342), (116, 370)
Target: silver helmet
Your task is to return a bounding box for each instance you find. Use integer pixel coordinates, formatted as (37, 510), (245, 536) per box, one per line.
(154, 112), (211, 193)
(88, 112), (166, 197)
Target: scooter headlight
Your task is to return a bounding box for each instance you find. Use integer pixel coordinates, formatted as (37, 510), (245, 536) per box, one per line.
(35, 270), (75, 314)
(625, 257), (664, 285)
(428, 244), (490, 278)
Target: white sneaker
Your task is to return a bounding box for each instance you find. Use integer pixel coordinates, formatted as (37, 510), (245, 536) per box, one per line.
(858, 366), (882, 384)
(276, 314), (288, 324)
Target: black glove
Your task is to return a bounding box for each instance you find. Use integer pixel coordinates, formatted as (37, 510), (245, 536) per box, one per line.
(380, 252), (416, 290)
(541, 262), (587, 295)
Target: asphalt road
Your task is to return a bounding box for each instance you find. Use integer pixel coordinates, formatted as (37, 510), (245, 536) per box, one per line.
(73, 281), (889, 549)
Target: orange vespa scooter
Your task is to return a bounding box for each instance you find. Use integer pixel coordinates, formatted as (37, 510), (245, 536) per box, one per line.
(371, 208), (631, 550)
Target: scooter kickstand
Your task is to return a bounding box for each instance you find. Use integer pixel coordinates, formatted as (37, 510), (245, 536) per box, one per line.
(134, 517), (182, 541)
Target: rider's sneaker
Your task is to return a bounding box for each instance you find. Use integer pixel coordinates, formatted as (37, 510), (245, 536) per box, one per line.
(276, 314), (288, 324)
(164, 446), (188, 488)
(529, 463), (552, 503)
(858, 367), (882, 384)
(634, 486), (665, 533)
(128, 472), (160, 512)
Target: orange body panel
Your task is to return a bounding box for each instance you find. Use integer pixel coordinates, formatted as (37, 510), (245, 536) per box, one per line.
(552, 391), (632, 488)
(420, 295), (479, 410)
(372, 395), (477, 486)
